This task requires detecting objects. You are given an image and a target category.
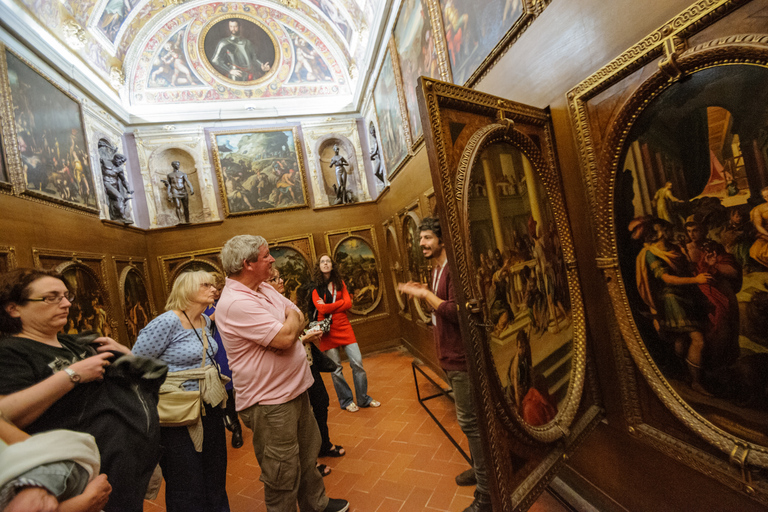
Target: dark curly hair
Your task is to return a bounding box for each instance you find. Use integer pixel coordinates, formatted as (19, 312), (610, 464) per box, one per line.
(419, 217), (442, 242)
(0, 268), (68, 335)
(311, 254), (343, 293)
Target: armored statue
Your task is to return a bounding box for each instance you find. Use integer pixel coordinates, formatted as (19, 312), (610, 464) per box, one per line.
(99, 139), (134, 223)
(161, 161), (194, 224)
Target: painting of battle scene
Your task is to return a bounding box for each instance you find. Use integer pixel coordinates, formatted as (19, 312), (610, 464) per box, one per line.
(439, 0), (523, 85)
(59, 265), (112, 338)
(212, 129), (307, 216)
(286, 28), (334, 83)
(393, 0), (440, 141)
(122, 267), (151, 345)
(616, 65), (768, 443)
(96, 0), (138, 43)
(373, 49), (409, 175)
(468, 143), (571, 426)
(333, 237), (381, 314)
(148, 28), (203, 88)
(270, 246), (311, 304)
(6, 51), (97, 209)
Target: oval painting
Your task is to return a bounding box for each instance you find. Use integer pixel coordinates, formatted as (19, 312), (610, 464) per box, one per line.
(333, 236), (381, 315)
(616, 64), (768, 445)
(468, 142), (572, 426)
(271, 246), (311, 304)
(123, 267), (152, 345)
(59, 264), (112, 338)
(202, 15), (278, 85)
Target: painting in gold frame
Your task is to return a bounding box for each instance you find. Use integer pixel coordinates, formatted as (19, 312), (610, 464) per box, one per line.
(0, 47), (98, 214)
(157, 249), (224, 294)
(324, 226), (388, 320)
(418, 76), (598, 511)
(210, 127), (309, 217)
(114, 257), (156, 347)
(268, 234), (316, 306)
(402, 208), (432, 323)
(568, 0), (768, 503)
(383, 218), (408, 314)
(372, 43), (411, 180)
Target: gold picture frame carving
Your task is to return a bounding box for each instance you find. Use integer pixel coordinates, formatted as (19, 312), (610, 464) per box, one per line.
(268, 233), (316, 305)
(568, 0), (768, 503)
(0, 245), (17, 274)
(157, 248), (225, 294)
(113, 256), (157, 347)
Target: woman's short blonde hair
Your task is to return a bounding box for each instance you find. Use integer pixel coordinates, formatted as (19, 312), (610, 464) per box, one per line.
(165, 270), (213, 311)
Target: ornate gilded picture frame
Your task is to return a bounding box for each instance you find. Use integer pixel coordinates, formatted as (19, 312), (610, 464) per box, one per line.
(402, 208), (432, 324)
(383, 218), (409, 314)
(32, 249), (116, 338)
(0, 47), (99, 214)
(114, 256), (156, 347)
(568, 0), (768, 503)
(268, 234), (317, 305)
(210, 127), (309, 217)
(0, 246), (17, 274)
(418, 76), (599, 511)
(157, 248), (224, 294)
(324, 225), (388, 321)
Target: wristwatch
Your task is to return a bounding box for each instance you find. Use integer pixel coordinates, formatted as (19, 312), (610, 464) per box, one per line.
(64, 367), (81, 385)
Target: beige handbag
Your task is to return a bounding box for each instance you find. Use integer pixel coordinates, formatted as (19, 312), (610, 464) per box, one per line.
(156, 319), (208, 427)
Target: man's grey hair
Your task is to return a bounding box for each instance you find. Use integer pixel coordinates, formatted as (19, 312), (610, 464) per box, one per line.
(220, 235), (268, 276)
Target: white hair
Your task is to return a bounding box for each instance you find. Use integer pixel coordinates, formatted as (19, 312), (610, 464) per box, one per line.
(220, 235), (268, 276)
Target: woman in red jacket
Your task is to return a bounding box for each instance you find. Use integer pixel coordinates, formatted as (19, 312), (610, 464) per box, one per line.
(312, 254), (381, 412)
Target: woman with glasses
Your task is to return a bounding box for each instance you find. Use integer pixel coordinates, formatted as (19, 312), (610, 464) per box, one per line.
(133, 270), (230, 512)
(311, 254), (381, 412)
(0, 268), (162, 512)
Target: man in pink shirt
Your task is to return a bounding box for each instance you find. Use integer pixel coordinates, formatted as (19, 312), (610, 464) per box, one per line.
(215, 234), (349, 512)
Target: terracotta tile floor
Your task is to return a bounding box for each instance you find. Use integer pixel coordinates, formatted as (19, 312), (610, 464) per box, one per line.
(144, 347), (567, 512)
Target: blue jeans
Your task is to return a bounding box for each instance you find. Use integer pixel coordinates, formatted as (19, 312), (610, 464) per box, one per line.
(446, 370), (489, 496)
(325, 343), (372, 408)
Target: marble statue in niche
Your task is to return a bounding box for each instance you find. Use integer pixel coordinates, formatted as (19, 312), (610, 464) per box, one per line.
(98, 138), (134, 223)
(161, 160), (194, 224)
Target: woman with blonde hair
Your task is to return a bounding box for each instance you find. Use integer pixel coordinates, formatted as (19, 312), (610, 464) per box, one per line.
(133, 270), (230, 512)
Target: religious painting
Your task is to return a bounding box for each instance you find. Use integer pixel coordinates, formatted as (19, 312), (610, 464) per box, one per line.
(286, 28), (334, 84)
(403, 211), (431, 322)
(201, 15), (279, 85)
(468, 142), (572, 420)
(147, 28), (204, 88)
(613, 64), (768, 446)
(373, 47), (409, 177)
(4, 50), (98, 212)
(333, 237), (382, 315)
(96, 0), (137, 43)
(120, 266), (153, 346)
(57, 263), (113, 338)
(393, 0), (440, 142)
(211, 127), (308, 216)
(439, 0), (524, 85)
(270, 246), (312, 305)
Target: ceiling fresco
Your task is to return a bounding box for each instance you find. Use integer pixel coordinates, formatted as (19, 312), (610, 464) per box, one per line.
(4, 0), (381, 120)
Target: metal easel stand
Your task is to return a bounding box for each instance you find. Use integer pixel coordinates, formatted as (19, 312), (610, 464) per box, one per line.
(411, 360), (472, 464)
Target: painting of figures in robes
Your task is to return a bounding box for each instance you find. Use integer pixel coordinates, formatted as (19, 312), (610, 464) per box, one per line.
(372, 49), (409, 175)
(615, 64), (768, 446)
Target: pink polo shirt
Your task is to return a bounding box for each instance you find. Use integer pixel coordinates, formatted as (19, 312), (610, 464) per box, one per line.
(215, 277), (313, 409)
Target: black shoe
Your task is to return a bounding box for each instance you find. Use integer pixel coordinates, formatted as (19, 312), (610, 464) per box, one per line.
(455, 468), (477, 486)
(462, 491), (492, 512)
(323, 498), (349, 512)
(231, 424), (244, 449)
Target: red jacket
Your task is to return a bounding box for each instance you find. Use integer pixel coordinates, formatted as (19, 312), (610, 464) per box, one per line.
(313, 282), (357, 351)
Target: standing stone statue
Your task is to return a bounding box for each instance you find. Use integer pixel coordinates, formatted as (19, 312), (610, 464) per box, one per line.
(161, 161), (194, 224)
(329, 144), (353, 205)
(99, 139), (134, 223)
(369, 124), (384, 183)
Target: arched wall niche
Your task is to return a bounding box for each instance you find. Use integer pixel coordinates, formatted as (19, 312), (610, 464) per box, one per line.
(148, 145), (205, 227)
(314, 134), (361, 204)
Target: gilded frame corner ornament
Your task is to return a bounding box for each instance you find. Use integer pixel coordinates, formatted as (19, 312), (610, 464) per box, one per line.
(568, 0), (768, 502)
(157, 248), (225, 294)
(0, 245), (17, 273)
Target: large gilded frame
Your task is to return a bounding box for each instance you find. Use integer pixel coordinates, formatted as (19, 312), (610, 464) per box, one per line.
(114, 256), (157, 347)
(157, 248), (224, 294)
(568, 0), (768, 503)
(0, 245), (17, 274)
(268, 233), (316, 303)
(418, 76), (599, 511)
(0, 45), (99, 216)
(324, 225), (388, 323)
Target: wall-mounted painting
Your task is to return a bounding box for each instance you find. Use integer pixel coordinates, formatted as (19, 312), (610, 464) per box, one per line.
(384, 221), (408, 313)
(325, 226), (387, 319)
(96, 0), (138, 43)
(402, 211), (431, 322)
(211, 127), (308, 216)
(115, 257), (156, 347)
(157, 249), (224, 293)
(568, 2), (768, 495)
(373, 45), (410, 178)
(1, 49), (98, 213)
(393, 0), (440, 143)
(0, 129), (8, 186)
(200, 14), (279, 85)
(268, 234), (316, 306)
(32, 249), (114, 338)
(438, 0), (524, 86)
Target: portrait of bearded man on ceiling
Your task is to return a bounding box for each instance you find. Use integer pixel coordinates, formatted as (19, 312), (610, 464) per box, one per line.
(202, 15), (278, 84)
